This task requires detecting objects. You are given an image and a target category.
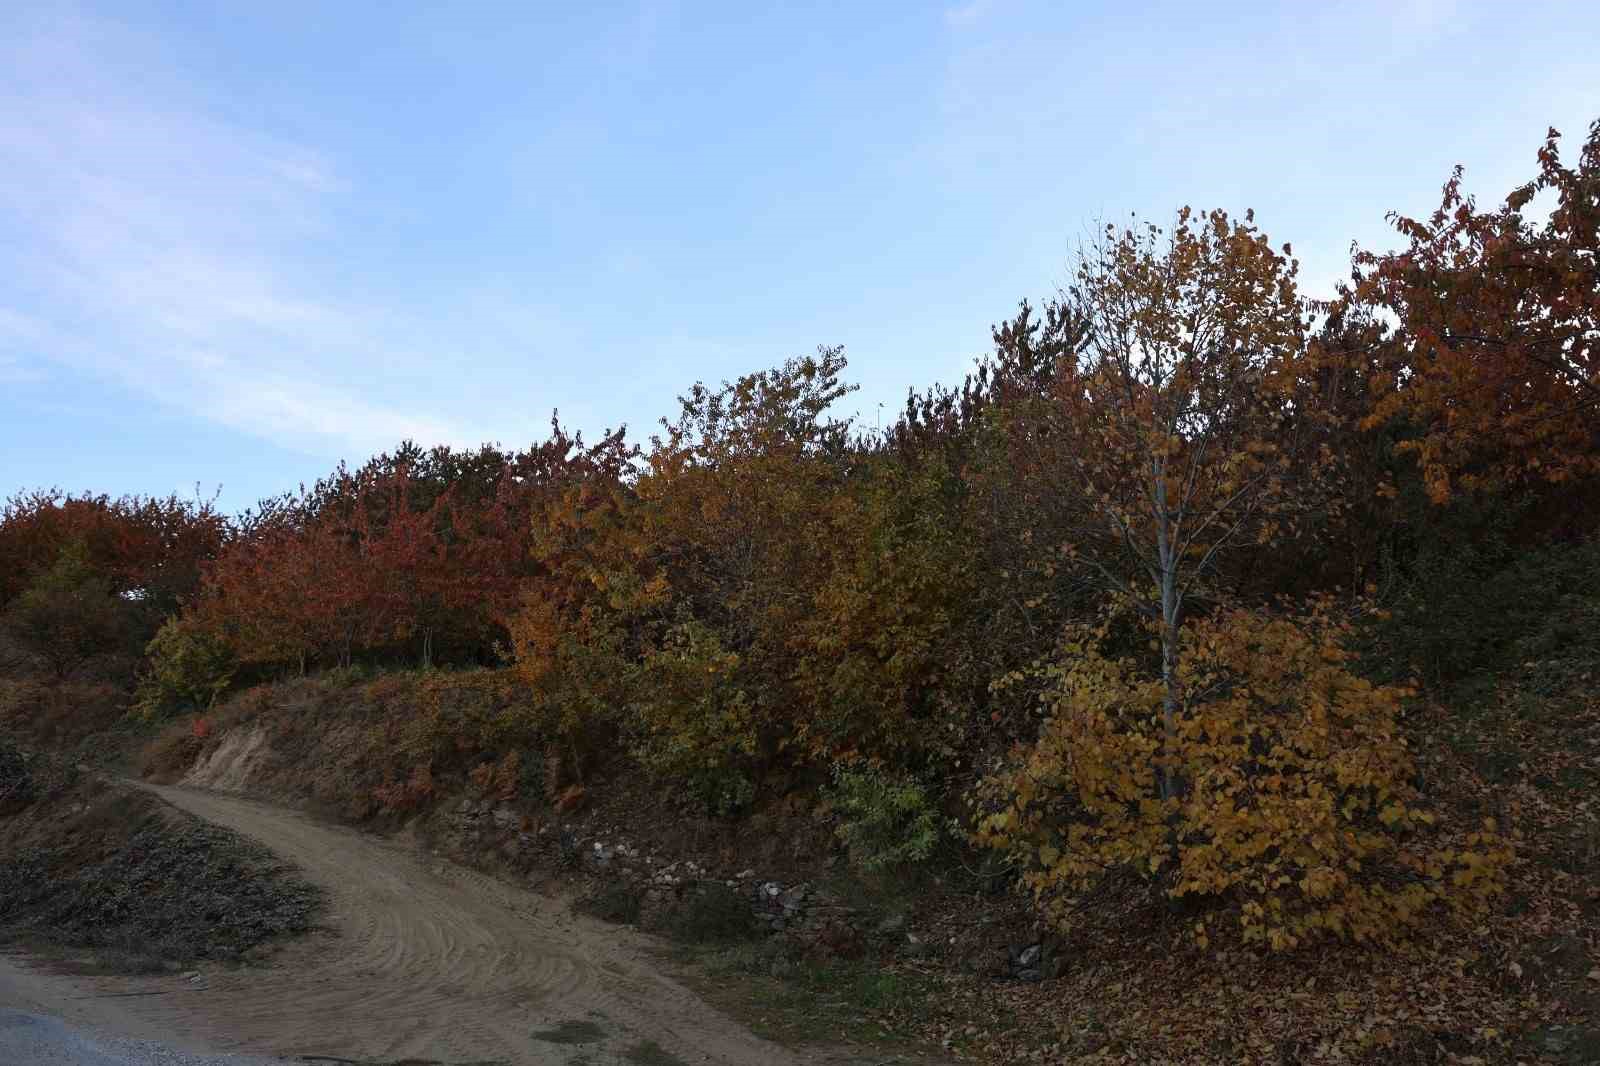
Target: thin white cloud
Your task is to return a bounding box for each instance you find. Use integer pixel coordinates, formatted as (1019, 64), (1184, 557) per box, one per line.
(944, 0), (994, 26)
(0, 9), (472, 460)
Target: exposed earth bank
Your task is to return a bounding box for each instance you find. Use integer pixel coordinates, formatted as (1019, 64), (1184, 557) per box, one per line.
(1, 780), (874, 1066)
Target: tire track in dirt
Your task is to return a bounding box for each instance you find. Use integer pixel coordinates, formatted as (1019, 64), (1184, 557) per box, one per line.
(45, 782), (817, 1066)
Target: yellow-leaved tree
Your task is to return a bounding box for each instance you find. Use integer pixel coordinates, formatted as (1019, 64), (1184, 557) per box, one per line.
(976, 607), (1509, 949)
(998, 208), (1329, 799)
(975, 209), (1508, 947)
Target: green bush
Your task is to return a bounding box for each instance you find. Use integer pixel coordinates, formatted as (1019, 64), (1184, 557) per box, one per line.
(1361, 525), (1600, 694)
(2, 543), (138, 681)
(628, 619), (757, 798)
(823, 766), (942, 874)
(136, 617), (236, 718)
(657, 882), (759, 944)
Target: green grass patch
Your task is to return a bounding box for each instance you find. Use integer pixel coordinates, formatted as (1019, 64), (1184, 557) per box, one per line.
(673, 940), (943, 1049)
(574, 884), (643, 926)
(652, 883), (759, 945)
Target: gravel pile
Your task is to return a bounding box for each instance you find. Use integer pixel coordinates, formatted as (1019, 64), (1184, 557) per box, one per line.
(0, 747), (321, 966)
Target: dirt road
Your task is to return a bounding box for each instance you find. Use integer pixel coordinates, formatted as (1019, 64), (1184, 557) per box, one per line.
(2, 782), (823, 1066)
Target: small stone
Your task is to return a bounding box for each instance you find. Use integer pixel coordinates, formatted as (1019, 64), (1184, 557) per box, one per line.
(876, 913), (907, 936)
(735, 868), (756, 880)
(1016, 968), (1042, 983)
(1017, 943), (1042, 968)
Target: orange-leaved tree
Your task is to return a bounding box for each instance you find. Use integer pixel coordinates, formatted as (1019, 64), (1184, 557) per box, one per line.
(622, 348), (856, 793)
(974, 210), (1510, 949)
(0, 488), (227, 618)
(1347, 120), (1600, 503)
(504, 420), (646, 773)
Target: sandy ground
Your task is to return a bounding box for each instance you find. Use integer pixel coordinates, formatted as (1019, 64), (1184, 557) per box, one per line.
(0, 782), (842, 1066)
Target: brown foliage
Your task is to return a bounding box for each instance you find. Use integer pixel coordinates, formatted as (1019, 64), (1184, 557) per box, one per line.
(2, 545), (141, 681)
(0, 488), (226, 614)
(0, 678), (128, 750)
(1344, 120), (1600, 502)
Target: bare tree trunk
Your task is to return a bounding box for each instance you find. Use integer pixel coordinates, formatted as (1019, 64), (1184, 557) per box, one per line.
(1159, 605), (1181, 801)
(1154, 461), (1182, 803)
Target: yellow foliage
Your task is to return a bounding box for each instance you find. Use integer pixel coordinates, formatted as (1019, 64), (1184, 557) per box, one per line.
(974, 607), (1511, 950)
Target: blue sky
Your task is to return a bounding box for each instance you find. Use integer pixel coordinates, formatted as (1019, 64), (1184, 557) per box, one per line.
(2, 1), (1597, 513)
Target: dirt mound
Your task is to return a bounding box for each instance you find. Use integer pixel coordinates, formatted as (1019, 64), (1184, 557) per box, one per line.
(181, 725), (271, 793)
(0, 745), (321, 969)
(10, 782), (817, 1066)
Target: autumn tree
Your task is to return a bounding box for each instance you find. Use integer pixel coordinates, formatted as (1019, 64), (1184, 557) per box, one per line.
(1347, 120), (1600, 503)
(0, 488), (227, 616)
(626, 348), (860, 788)
(167, 439), (546, 680)
(1018, 208), (1326, 798)
(792, 447), (979, 764)
(504, 420), (644, 774)
(1, 543), (138, 680)
(968, 211), (1516, 949)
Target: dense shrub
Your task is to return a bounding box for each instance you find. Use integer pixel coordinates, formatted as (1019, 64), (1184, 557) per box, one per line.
(656, 883), (760, 945)
(975, 607), (1511, 949)
(2, 544), (140, 681)
(1362, 493), (1600, 691)
(0, 489), (226, 614)
(577, 883), (644, 926)
(628, 619), (757, 799)
(823, 766), (944, 874)
(136, 616), (237, 717)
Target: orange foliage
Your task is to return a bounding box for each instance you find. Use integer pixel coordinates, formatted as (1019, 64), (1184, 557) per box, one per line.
(0, 489), (227, 613)
(1347, 120), (1600, 502)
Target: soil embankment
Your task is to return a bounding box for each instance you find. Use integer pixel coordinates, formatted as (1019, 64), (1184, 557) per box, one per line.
(0, 749), (319, 969)
(6, 780), (834, 1066)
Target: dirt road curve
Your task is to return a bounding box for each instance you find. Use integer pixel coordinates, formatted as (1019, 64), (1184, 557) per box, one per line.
(3, 783), (827, 1066)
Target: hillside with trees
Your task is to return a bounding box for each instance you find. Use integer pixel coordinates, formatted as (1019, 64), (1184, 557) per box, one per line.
(3, 121), (1598, 1064)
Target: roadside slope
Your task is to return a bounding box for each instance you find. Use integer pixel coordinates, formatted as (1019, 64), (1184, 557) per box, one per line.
(8, 781), (820, 1066)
